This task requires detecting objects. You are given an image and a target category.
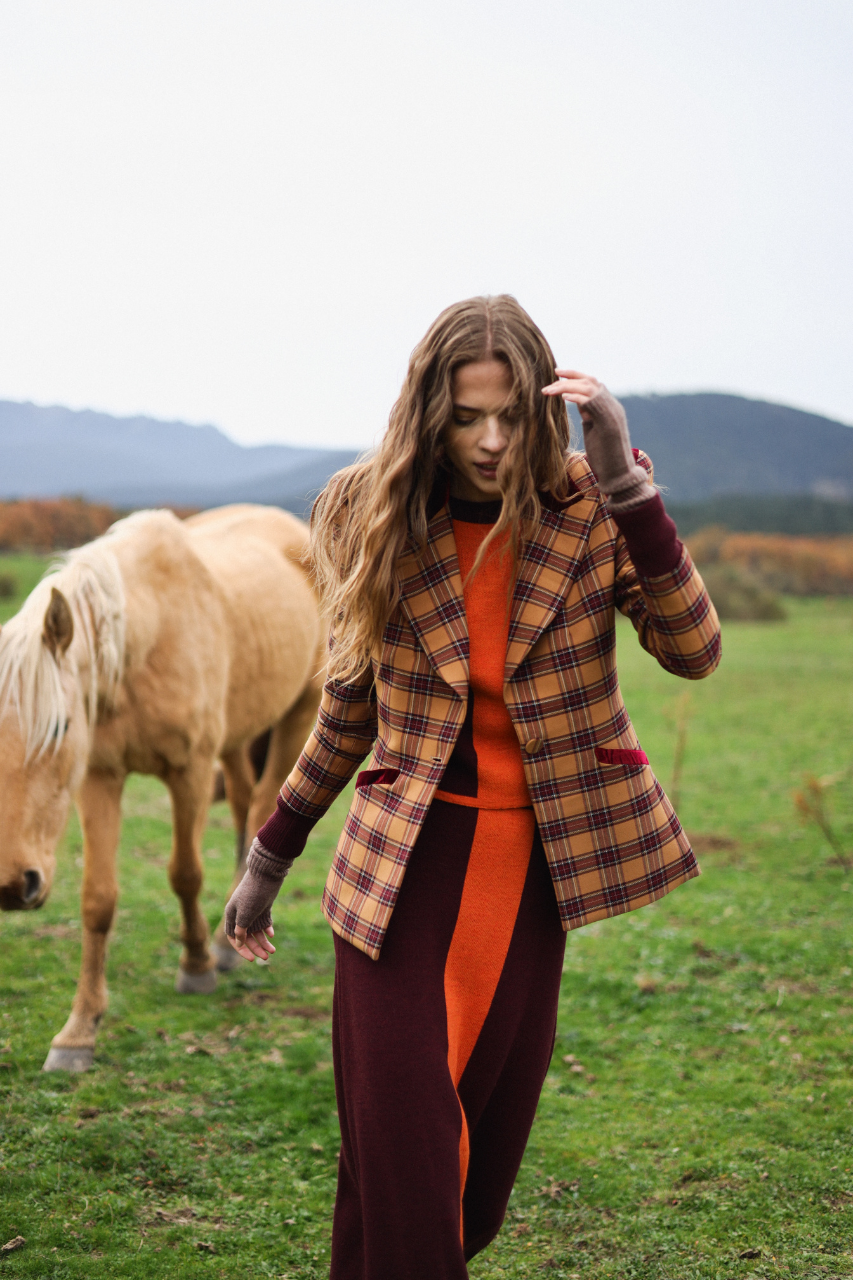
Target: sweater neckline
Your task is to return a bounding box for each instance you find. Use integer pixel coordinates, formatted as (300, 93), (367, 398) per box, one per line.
(448, 495), (503, 525)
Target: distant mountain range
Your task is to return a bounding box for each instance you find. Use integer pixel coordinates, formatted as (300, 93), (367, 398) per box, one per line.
(618, 394), (853, 503)
(0, 400), (358, 517)
(2, 392), (852, 520)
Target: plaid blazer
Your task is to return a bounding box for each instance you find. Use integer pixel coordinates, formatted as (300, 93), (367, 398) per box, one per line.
(281, 452), (721, 959)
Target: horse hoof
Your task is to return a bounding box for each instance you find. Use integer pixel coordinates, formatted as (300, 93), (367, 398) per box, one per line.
(42, 1046), (94, 1073)
(211, 941), (244, 972)
(175, 967), (217, 994)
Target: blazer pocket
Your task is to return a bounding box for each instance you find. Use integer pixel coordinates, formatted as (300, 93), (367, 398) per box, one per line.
(355, 767), (401, 790)
(594, 746), (649, 767)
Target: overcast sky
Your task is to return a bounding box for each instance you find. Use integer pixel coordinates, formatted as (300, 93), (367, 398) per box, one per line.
(0, 0), (851, 449)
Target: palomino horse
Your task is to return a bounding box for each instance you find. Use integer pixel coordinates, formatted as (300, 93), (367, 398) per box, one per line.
(0, 505), (323, 1071)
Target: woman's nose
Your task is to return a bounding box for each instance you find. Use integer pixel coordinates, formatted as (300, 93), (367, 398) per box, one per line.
(481, 416), (508, 452)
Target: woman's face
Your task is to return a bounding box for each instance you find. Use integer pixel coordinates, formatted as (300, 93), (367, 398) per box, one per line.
(445, 360), (515, 502)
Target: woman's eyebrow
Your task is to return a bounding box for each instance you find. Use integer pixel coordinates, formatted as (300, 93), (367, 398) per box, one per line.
(452, 399), (516, 413)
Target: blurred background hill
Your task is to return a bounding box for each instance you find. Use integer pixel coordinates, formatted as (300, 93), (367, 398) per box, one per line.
(0, 399), (357, 516)
(2, 392), (853, 531)
(620, 394), (853, 503)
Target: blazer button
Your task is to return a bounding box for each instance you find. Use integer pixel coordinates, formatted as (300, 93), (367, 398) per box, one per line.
(524, 737), (542, 755)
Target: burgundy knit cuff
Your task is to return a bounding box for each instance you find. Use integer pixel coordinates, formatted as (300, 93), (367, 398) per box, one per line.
(610, 491), (683, 577)
(256, 794), (317, 860)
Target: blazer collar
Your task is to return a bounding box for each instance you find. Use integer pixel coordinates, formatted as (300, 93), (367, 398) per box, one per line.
(505, 453), (599, 680)
(396, 454), (600, 692)
(397, 502), (469, 694)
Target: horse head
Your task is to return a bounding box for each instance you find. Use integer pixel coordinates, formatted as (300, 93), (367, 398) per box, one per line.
(0, 553), (124, 911)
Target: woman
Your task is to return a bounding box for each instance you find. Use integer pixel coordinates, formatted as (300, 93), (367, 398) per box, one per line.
(225, 295), (721, 1279)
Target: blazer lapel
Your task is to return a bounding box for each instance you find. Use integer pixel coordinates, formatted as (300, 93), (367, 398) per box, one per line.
(397, 504), (469, 694)
(505, 455), (600, 680)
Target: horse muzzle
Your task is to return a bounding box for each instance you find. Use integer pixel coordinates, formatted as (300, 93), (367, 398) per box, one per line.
(0, 869), (46, 911)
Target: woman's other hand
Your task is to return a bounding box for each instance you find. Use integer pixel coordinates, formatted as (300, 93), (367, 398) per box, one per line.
(229, 922), (276, 963)
(224, 837), (295, 963)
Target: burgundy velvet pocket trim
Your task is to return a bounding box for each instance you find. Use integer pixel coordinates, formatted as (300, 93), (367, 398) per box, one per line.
(595, 746), (649, 767)
(355, 767), (401, 790)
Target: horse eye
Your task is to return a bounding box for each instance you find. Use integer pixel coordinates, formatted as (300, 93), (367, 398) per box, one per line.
(52, 719), (70, 739)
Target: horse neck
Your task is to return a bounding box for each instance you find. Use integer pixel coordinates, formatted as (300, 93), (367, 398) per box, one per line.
(0, 549), (126, 760)
(67, 554), (126, 720)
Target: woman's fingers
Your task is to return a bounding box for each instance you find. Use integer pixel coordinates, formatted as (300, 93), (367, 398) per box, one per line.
(542, 371), (602, 403)
(542, 384), (598, 405)
(234, 938), (274, 962)
(228, 926), (276, 963)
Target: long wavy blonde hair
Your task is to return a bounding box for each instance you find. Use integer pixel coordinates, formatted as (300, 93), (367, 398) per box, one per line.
(311, 295), (575, 681)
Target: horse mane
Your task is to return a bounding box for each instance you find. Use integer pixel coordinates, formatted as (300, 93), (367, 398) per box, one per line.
(0, 535), (126, 759)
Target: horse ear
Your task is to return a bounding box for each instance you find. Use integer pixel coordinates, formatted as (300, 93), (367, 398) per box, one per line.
(43, 587), (74, 658)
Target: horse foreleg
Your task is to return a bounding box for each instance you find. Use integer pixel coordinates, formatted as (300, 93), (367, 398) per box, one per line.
(168, 765), (218, 994)
(43, 769), (124, 1072)
(245, 680), (321, 842)
(210, 746), (255, 972)
(211, 683), (320, 971)
(219, 745), (255, 865)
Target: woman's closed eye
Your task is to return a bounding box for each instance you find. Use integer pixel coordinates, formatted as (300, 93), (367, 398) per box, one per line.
(451, 407), (523, 428)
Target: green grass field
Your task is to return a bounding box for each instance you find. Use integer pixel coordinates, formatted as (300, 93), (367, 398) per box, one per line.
(0, 553), (56, 624)
(2, 593), (853, 1279)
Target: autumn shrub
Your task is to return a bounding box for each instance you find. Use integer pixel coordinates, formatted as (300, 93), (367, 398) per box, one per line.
(792, 769), (853, 871)
(686, 524), (731, 565)
(0, 498), (118, 551)
(694, 561), (787, 621)
(687, 524), (853, 596)
(685, 527), (785, 620)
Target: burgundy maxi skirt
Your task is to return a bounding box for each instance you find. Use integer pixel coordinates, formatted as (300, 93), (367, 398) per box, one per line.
(329, 798), (566, 1280)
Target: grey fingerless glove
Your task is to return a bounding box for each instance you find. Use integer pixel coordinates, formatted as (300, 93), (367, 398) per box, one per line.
(224, 837), (294, 938)
(582, 388), (656, 512)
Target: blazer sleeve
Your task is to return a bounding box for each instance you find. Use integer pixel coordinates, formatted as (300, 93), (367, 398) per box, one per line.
(280, 663), (379, 818)
(611, 452), (722, 680)
(255, 663), (378, 860)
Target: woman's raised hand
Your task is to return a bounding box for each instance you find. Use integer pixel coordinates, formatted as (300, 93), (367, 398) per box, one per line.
(542, 369), (654, 508)
(541, 370), (604, 424)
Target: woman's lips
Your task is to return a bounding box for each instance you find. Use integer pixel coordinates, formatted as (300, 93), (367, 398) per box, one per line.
(474, 463), (499, 479)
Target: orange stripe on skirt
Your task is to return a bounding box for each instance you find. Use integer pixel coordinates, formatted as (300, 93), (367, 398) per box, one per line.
(443, 807), (535, 1239)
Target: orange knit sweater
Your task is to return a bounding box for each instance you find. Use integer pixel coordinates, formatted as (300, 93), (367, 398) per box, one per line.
(435, 506), (531, 810)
